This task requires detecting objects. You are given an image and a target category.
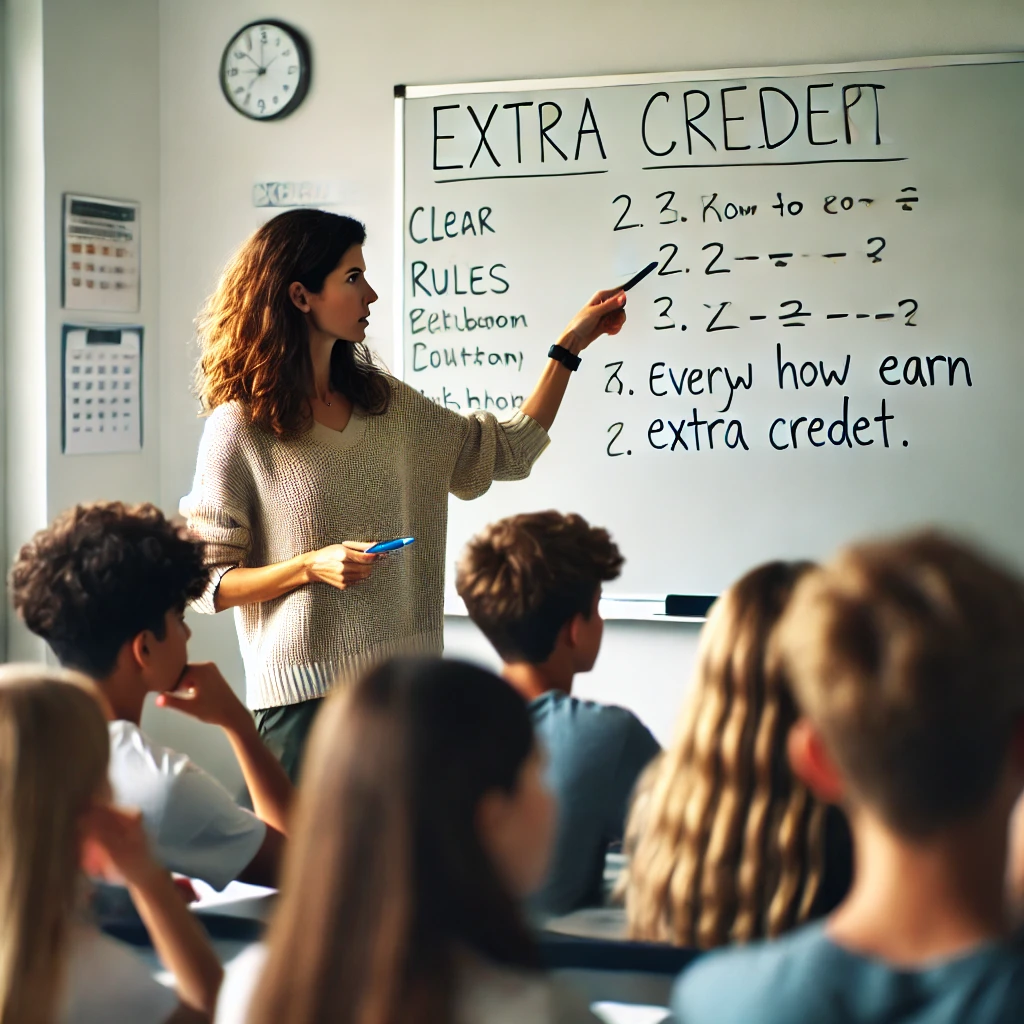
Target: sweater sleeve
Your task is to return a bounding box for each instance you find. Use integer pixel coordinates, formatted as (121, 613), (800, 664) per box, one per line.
(449, 408), (551, 501)
(179, 408), (254, 615)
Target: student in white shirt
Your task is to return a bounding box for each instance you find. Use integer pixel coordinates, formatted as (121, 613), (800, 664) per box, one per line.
(215, 658), (598, 1024)
(0, 664), (222, 1024)
(10, 501), (293, 889)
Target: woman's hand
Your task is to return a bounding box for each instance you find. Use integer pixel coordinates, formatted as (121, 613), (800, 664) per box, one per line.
(558, 288), (627, 353)
(303, 541), (383, 591)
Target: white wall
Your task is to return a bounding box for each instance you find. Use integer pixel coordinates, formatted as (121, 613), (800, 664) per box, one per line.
(4, 0), (47, 661)
(155, 0), (1024, 787)
(3, 0), (161, 665)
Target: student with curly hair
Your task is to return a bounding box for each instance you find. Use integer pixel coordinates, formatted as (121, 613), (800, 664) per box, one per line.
(10, 501), (293, 890)
(0, 665), (221, 1024)
(456, 511), (659, 916)
(674, 534), (1024, 1024)
(622, 561), (851, 949)
(181, 210), (627, 779)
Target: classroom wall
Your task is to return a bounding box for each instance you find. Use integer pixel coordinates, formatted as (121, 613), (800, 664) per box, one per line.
(3, 0), (162, 661)
(3, 0), (47, 661)
(155, 0), (1024, 789)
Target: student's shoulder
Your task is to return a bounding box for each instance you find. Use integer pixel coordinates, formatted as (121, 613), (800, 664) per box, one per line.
(214, 943), (267, 1024)
(107, 720), (193, 807)
(454, 952), (598, 1024)
(536, 691), (650, 739)
(672, 922), (838, 1024)
(108, 719), (188, 774)
(63, 920), (179, 1024)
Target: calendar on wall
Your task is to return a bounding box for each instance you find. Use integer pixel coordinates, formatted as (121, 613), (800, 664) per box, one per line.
(61, 326), (143, 455)
(62, 195), (141, 313)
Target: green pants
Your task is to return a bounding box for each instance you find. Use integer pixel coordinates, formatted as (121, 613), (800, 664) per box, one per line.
(253, 698), (325, 784)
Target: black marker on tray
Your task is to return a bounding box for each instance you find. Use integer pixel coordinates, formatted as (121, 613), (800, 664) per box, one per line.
(621, 260), (659, 292)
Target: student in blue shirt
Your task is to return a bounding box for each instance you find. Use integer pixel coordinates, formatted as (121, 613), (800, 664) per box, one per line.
(456, 511), (660, 916)
(673, 533), (1024, 1024)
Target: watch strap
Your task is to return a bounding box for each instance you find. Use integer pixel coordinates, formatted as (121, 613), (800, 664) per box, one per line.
(548, 344), (582, 372)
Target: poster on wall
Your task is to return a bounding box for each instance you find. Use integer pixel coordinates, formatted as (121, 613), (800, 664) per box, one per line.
(61, 325), (143, 455)
(62, 194), (140, 312)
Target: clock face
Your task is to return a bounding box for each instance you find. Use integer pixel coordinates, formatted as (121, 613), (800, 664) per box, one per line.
(220, 21), (310, 121)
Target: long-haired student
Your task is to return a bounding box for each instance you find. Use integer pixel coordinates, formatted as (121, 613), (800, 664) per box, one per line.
(181, 209), (628, 779)
(0, 665), (221, 1024)
(674, 534), (1024, 1024)
(215, 658), (598, 1024)
(622, 561), (852, 948)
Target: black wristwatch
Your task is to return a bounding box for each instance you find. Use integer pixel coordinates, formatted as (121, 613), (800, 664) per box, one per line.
(548, 344), (582, 372)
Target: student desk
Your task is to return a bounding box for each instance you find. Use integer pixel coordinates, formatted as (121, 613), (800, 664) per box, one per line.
(103, 881), (691, 1023)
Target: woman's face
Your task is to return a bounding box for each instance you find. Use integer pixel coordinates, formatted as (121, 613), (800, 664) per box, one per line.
(477, 748), (557, 898)
(303, 244), (378, 343)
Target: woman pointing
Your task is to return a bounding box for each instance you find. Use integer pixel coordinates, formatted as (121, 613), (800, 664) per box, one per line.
(181, 209), (626, 779)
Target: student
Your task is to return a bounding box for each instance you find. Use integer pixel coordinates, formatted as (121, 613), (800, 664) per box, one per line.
(0, 664), (222, 1023)
(623, 561), (851, 948)
(215, 657), (598, 1024)
(674, 533), (1024, 1023)
(10, 501), (292, 890)
(456, 511), (660, 916)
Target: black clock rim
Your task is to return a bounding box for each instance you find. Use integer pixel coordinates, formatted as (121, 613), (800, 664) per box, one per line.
(219, 19), (311, 122)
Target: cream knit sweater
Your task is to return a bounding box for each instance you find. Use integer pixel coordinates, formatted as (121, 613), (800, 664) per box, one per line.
(180, 378), (549, 709)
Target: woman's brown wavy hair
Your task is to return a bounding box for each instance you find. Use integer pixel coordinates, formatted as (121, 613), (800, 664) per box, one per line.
(195, 209), (390, 438)
(621, 560), (827, 949)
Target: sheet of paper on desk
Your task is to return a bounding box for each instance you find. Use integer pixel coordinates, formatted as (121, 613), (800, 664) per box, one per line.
(591, 1003), (671, 1024)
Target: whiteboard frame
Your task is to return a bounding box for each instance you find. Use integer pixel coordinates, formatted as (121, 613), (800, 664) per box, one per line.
(395, 53), (1024, 620)
(399, 53), (1023, 100)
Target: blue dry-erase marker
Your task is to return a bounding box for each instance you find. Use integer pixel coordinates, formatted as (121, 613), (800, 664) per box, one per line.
(365, 537), (416, 554)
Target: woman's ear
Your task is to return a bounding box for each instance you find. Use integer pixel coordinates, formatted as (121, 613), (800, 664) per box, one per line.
(788, 717), (846, 804)
(288, 281), (311, 312)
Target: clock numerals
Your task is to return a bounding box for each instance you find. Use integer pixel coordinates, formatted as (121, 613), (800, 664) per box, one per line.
(221, 21), (309, 121)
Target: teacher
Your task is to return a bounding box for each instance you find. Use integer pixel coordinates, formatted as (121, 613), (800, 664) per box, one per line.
(181, 209), (626, 780)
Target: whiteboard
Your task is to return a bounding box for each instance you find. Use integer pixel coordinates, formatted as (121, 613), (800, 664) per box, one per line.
(395, 55), (1024, 614)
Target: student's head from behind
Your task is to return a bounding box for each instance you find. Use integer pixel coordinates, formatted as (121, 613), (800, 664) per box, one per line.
(778, 532), (1024, 841)
(251, 657), (555, 1024)
(0, 664), (111, 1023)
(196, 208), (390, 439)
(455, 510), (624, 675)
(625, 560), (824, 949)
(10, 501), (208, 691)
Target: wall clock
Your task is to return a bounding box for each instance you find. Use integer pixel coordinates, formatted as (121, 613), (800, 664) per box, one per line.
(220, 20), (311, 121)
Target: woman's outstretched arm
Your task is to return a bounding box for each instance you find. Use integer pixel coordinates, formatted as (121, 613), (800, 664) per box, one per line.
(519, 288), (627, 431)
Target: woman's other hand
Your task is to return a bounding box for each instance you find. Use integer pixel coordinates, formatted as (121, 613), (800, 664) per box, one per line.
(304, 541), (383, 591)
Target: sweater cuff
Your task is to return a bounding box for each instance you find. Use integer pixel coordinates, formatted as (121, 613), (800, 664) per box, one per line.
(190, 564), (237, 616)
(502, 409), (550, 465)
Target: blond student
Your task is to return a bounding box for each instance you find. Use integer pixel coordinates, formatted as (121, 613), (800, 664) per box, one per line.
(456, 511), (660, 916)
(674, 534), (1024, 1023)
(215, 658), (598, 1024)
(0, 664), (221, 1024)
(623, 561), (851, 948)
